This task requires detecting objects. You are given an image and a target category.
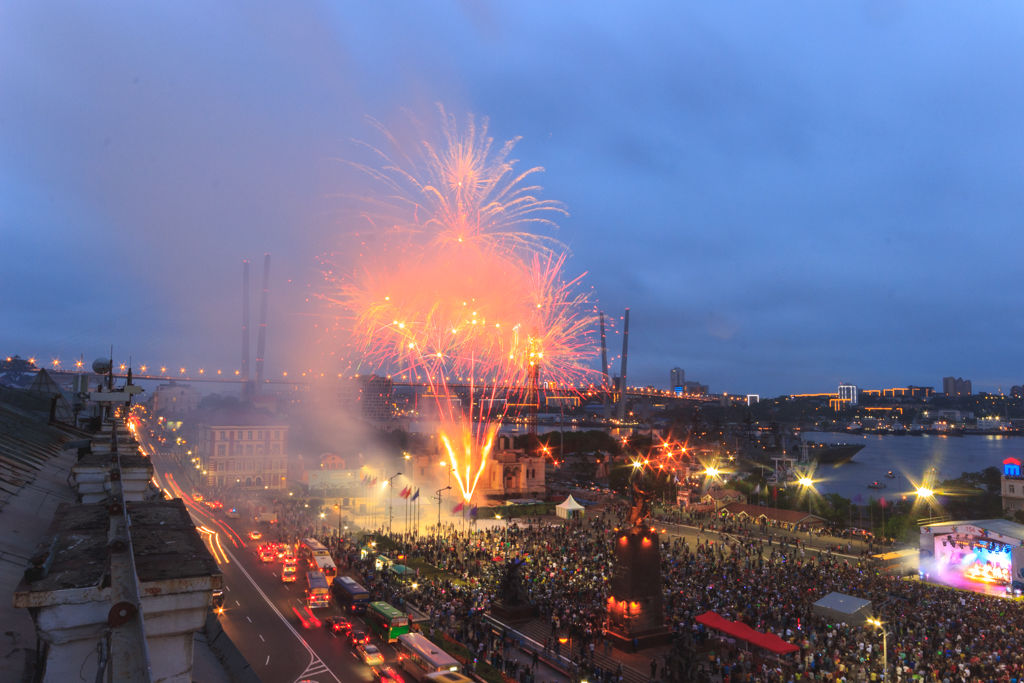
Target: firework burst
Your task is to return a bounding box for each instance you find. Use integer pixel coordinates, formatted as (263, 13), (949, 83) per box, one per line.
(325, 108), (597, 502)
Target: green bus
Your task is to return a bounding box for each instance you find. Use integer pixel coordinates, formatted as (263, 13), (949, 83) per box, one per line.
(366, 601), (410, 642)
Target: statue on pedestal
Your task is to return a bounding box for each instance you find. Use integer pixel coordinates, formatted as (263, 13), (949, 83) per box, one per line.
(497, 558), (529, 605)
(491, 557), (537, 622)
(627, 477), (654, 535)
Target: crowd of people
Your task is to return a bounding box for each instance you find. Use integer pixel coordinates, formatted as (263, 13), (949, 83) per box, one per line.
(228, 491), (1024, 683)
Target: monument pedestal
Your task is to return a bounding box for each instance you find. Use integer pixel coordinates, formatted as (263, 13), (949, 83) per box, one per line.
(491, 601), (538, 623)
(607, 532), (673, 650)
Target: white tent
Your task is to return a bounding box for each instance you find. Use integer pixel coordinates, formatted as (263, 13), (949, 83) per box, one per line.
(811, 592), (872, 626)
(555, 495), (585, 520)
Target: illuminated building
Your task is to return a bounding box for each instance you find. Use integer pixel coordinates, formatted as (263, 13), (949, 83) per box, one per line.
(670, 367), (684, 392)
(700, 489), (747, 510)
(152, 380), (200, 415)
(883, 385), (933, 399)
(943, 376), (973, 396)
(197, 409), (289, 489)
(476, 435), (546, 499)
(1002, 458), (1024, 512)
(838, 382), (858, 405)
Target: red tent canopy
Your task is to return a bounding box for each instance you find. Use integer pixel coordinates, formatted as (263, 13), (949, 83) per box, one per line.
(695, 611), (799, 655)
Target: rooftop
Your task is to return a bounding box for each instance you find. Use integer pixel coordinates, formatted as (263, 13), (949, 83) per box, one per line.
(14, 498), (221, 599)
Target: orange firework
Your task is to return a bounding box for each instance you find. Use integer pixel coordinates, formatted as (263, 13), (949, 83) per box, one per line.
(325, 108), (597, 502)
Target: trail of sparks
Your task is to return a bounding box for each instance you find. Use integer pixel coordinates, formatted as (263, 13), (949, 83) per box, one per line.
(324, 107), (598, 502)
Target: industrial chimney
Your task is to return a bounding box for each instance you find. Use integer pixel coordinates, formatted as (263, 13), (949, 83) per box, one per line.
(617, 308), (630, 421)
(254, 254), (270, 393)
(600, 311), (611, 420)
(242, 260), (251, 397)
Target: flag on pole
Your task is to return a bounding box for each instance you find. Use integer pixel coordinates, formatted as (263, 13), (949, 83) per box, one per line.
(453, 501), (464, 513)
(470, 505), (478, 518)
(753, 484), (761, 494)
(400, 486), (411, 499)
(372, 477), (378, 486)
(879, 497), (887, 508)
(411, 488), (420, 501)
(852, 494), (862, 503)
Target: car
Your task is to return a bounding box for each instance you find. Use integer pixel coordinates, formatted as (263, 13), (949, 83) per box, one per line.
(324, 617), (352, 635)
(249, 531), (262, 541)
(282, 563), (297, 583)
(226, 508), (240, 519)
(357, 644), (385, 666)
(348, 630), (369, 647)
(192, 492), (204, 502)
(372, 666), (405, 683)
(210, 500), (223, 509)
(259, 547), (275, 563)
(211, 589), (225, 614)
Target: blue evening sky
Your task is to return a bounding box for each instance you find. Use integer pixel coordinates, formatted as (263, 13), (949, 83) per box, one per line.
(1, 1), (1022, 396)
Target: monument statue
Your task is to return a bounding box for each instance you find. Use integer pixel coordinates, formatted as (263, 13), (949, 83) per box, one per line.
(490, 557), (536, 621)
(627, 477), (654, 535)
(608, 472), (670, 650)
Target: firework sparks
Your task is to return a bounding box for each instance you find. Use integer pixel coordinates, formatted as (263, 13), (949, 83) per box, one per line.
(325, 108), (597, 502)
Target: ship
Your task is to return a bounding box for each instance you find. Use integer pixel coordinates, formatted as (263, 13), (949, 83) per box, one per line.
(790, 440), (865, 465)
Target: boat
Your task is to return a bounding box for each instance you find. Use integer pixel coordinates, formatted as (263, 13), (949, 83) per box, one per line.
(885, 471), (895, 479)
(868, 481), (887, 489)
(789, 440), (865, 465)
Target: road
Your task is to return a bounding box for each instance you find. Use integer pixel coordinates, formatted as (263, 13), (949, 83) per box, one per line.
(140, 433), (400, 683)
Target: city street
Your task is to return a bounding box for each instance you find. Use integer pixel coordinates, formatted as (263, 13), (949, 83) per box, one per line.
(143, 434), (397, 683)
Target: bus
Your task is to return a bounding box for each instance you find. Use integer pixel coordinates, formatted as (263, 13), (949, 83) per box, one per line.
(300, 539), (337, 578)
(424, 672), (472, 683)
(397, 633), (462, 680)
(312, 553), (337, 578)
(366, 601), (410, 643)
(305, 571), (330, 609)
(332, 576), (370, 614)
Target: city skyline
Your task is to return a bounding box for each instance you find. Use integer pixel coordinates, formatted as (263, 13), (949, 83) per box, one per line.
(3, 2), (1023, 395)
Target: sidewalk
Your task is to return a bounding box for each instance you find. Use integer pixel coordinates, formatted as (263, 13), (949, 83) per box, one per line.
(488, 614), (668, 683)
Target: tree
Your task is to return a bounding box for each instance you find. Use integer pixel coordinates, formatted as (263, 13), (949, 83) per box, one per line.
(0, 355), (37, 376)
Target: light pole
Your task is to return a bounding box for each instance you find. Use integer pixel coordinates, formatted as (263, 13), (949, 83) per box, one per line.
(867, 618), (890, 680)
(334, 503), (342, 537)
(404, 452), (412, 534)
(388, 472), (402, 535)
(436, 486), (451, 531)
(798, 477), (815, 548)
(915, 486), (935, 520)
(439, 461), (452, 503)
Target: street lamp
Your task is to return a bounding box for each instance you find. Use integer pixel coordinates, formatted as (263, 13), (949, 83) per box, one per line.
(435, 486), (451, 530)
(798, 477), (815, 548)
(867, 618), (890, 680)
(915, 486), (935, 518)
(388, 472), (402, 535)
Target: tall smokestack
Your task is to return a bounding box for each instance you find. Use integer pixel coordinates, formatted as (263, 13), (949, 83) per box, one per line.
(617, 308), (630, 421)
(254, 253), (270, 392)
(242, 260), (250, 388)
(600, 312), (610, 419)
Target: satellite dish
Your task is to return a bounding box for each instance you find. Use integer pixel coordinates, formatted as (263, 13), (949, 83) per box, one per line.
(92, 358), (112, 374)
